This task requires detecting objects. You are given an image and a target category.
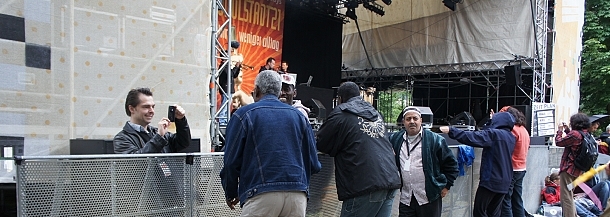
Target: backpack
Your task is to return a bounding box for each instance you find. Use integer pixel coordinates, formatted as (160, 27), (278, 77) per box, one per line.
(573, 131), (599, 171)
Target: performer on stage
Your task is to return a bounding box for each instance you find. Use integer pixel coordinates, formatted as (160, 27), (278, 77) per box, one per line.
(259, 57), (276, 73)
(278, 60), (289, 74)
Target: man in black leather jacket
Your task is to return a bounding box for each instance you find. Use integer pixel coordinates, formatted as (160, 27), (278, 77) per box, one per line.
(113, 87), (191, 154)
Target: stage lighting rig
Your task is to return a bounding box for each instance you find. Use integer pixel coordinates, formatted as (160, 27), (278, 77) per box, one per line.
(294, 0), (391, 23)
(443, 0), (462, 11)
(362, 1), (385, 16)
(345, 7), (357, 20)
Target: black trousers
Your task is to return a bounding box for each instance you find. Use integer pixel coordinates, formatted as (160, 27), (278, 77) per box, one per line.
(398, 195), (442, 217)
(473, 186), (505, 217)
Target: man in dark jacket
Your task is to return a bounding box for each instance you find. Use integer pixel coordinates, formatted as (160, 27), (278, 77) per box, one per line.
(113, 87), (191, 154)
(389, 106), (458, 217)
(440, 111), (516, 217)
(316, 82), (401, 217)
(259, 57), (275, 73)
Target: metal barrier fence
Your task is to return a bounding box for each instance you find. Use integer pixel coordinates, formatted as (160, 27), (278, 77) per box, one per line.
(15, 147), (564, 216)
(15, 153), (241, 217)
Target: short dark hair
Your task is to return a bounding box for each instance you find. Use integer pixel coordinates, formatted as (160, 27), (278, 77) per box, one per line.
(506, 107), (526, 126)
(570, 113), (591, 130)
(337, 82), (360, 101)
(266, 57), (275, 64)
(125, 88), (153, 116)
(281, 60), (288, 64)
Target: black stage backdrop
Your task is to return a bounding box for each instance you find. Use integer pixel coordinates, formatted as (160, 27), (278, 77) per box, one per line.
(282, 2), (342, 90)
(412, 71), (532, 126)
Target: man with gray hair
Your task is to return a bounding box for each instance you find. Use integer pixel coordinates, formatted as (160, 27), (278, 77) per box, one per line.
(389, 106), (459, 217)
(221, 70), (321, 216)
(316, 81), (401, 217)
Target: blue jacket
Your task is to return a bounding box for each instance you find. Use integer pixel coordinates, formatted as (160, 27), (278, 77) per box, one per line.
(448, 112), (516, 194)
(220, 94), (321, 206)
(389, 129), (459, 202)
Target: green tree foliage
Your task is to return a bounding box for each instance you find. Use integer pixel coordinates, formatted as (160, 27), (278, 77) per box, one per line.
(581, 0), (610, 114)
(377, 90), (408, 126)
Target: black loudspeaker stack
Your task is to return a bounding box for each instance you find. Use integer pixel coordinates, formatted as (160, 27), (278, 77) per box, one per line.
(505, 64), (522, 86)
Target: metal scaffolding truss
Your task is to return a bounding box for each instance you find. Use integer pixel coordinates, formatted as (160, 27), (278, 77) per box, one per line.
(532, 0), (550, 102)
(210, 0), (231, 149)
(342, 58), (535, 80)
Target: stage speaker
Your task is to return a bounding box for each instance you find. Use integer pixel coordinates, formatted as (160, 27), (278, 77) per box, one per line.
(296, 86), (334, 119)
(505, 64), (522, 86)
(510, 105), (532, 134)
(178, 138), (201, 153)
(450, 112), (476, 126)
(305, 98), (326, 120)
(70, 139), (113, 154)
(443, 0), (456, 11)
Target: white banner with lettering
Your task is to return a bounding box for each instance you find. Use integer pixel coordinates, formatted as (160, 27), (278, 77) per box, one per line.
(532, 103), (556, 137)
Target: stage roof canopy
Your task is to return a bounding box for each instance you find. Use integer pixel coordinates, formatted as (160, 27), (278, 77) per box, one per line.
(341, 0), (535, 71)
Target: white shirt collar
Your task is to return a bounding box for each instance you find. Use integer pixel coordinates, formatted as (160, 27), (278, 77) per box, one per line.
(403, 127), (423, 140)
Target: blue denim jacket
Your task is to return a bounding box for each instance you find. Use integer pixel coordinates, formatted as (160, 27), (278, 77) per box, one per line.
(220, 94), (321, 206)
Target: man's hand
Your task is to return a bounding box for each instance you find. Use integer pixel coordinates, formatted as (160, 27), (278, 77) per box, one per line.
(489, 109), (494, 119)
(226, 198), (239, 210)
(173, 104), (186, 120)
(441, 188), (449, 198)
(158, 118), (170, 136)
(440, 126), (450, 134)
(563, 122), (571, 133)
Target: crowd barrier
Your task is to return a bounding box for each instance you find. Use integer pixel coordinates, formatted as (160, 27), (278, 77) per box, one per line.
(14, 146), (563, 216)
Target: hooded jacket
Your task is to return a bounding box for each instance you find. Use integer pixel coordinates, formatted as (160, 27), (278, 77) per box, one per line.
(316, 96), (401, 201)
(448, 112), (516, 194)
(541, 181), (561, 205)
(293, 100), (310, 118)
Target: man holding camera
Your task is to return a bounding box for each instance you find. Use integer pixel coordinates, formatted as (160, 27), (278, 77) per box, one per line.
(114, 87), (192, 154)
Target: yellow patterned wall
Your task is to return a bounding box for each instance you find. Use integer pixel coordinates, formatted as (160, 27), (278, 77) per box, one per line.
(551, 0), (584, 123)
(0, 0), (212, 155)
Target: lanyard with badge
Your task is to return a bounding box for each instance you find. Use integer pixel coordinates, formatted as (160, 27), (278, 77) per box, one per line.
(404, 136), (421, 172)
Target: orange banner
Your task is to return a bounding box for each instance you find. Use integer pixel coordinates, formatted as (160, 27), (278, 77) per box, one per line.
(220, 0), (285, 95)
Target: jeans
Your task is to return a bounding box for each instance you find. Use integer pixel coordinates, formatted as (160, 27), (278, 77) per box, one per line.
(501, 170), (526, 217)
(592, 180), (610, 210)
(341, 189), (397, 217)
(575, 199), (602, 217)
(218, 95), (229, 125)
